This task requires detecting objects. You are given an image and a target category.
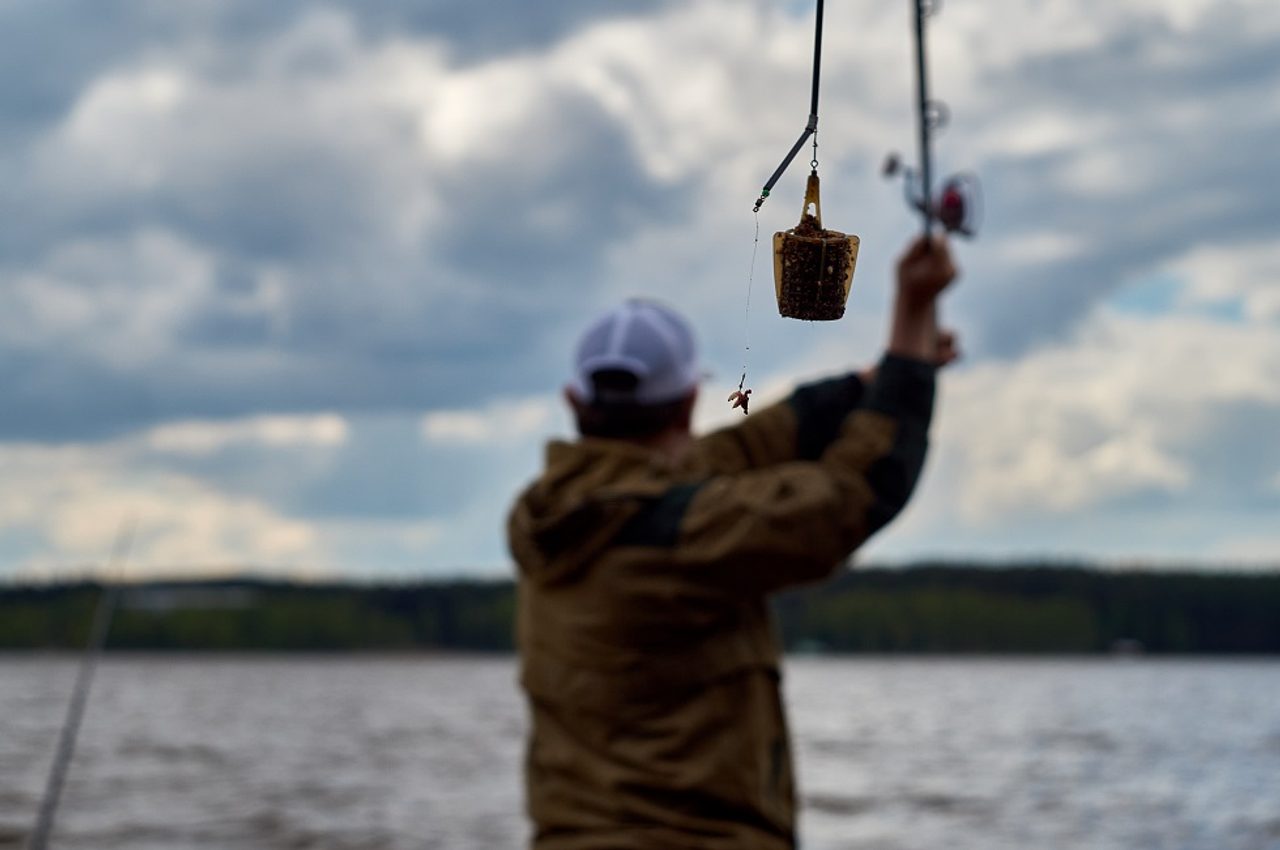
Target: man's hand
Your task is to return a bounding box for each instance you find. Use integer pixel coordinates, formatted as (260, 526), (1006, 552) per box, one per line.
(896, 235), (957, 310)
(887, 235), (959, 362)
(934, 327), (961, 368)
(860, 326), (960, 386)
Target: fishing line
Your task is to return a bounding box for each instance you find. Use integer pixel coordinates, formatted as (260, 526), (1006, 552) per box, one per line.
(738, 210), (760, 393)
(28, 520), (136, 850)
(729, 210), (759, 414)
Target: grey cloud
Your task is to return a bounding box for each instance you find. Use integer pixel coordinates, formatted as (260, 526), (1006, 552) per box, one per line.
(1171, 400), (1280, 507)
(0, 0), (672, 113)
(3, 353), (158, 441)
(947, 10), (1280, 356)
(4, 0), (1279, 448)
(346, 0), (678, 60)
(434, 92), (674, 285)
(128, 414), (540, 534)
(141, 416), (460, 520)
(0, 4), (690, 442)
(970, 148), (1280, 356)
(1004, 8), (1279, 106)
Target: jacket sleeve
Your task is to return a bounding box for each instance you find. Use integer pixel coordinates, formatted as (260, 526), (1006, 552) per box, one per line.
(665, 355), (934, 596)
(695, 372), (868, 474)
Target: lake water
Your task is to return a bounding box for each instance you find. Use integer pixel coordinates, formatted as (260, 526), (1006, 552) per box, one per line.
(2, 656), (1279, 849)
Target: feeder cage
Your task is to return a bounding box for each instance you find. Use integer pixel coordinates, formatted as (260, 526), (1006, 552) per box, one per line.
(773, 172), (859, 321)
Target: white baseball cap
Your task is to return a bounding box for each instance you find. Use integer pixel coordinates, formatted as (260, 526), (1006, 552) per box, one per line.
(569, 299), (700, 406)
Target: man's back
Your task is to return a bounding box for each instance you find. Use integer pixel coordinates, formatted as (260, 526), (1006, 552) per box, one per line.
(509, 237), (956, 848)
(510, 360), (934, 848)
(511, 428), (800, 848)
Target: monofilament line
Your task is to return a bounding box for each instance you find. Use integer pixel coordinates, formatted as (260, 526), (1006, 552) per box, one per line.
(739, 210), (760, 391)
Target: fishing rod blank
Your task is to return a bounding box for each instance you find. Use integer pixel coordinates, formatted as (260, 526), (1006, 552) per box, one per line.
(754, 0), (825, 212)
(912, 0), (934, 236)
(883, 0), (981, 238)
(28, 523), (135, 850)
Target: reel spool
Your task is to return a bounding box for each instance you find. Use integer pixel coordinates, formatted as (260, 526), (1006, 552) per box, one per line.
(773, 172), (860, 321)
(883, 156), (982, 238)
(934, 174), (980, 237)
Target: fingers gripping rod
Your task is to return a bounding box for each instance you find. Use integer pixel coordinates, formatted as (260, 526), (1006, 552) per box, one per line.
(754, 0), (825, 212)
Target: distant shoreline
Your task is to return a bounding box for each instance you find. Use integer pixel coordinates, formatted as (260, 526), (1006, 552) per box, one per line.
(4, 564), (1279, 654)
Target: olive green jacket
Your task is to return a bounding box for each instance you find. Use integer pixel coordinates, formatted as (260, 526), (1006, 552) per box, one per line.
(508, 355), (935, 849)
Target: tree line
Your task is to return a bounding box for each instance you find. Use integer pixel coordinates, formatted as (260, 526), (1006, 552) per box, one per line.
(2, 563), (1278, 653)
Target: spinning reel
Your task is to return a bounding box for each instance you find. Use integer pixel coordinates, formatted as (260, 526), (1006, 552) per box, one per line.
(883, 155), (982, 238)
(883, 0), (982, 240)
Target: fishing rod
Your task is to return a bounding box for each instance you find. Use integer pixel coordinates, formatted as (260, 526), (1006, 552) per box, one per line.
(884, 0), (981, 238)
(28, 522), (136, 850)
(912, 0), (934, 236)
(753, 0), (826, 213)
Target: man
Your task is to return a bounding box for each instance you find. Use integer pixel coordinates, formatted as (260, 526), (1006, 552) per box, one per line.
(508, 235), (958, 848)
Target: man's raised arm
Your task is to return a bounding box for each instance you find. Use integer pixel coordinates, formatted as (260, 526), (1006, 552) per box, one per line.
(669, 235), (959, 595)
(697, 235), (958, 476)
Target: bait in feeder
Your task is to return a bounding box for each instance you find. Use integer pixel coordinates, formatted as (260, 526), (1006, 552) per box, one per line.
(773, 171), (859, 321)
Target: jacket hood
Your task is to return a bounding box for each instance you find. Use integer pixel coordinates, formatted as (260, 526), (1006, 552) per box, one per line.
(508, 439), (674, 586)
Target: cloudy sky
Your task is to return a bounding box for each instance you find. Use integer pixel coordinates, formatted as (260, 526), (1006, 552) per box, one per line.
(2, 0), (1277, 580)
